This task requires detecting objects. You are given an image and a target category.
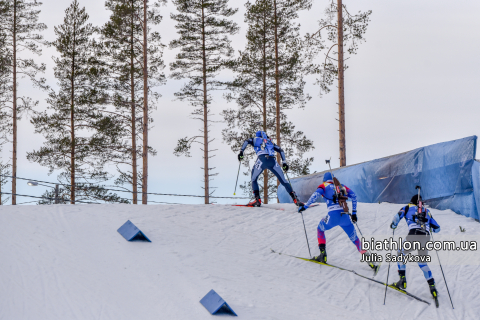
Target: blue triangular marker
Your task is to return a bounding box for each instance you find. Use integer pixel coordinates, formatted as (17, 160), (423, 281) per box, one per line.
(200, 290), (237, 316)
(117, 220), (151, 242)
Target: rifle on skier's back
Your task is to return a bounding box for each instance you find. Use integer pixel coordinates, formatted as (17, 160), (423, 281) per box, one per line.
(333, 177), (350, 214)
(325, 159), (349, 214)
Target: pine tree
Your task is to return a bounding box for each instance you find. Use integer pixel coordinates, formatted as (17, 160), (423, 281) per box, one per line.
(35, 184), (129, 205)
(27, 0), (126, 204)
(0, 141), (11, 204)
(0, 0), (47, 205)
(307, 1), (371, 166)
(271, 0), (311, 175)
(100, 0), (166, 204)
(222, 0), (313, 201)
(170, 0), (239, 204)
(0, 2), (9, 205)
(0, 1), (11, 150)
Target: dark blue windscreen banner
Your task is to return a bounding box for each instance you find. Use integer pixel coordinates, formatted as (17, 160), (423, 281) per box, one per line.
(278, 136), (478, 220)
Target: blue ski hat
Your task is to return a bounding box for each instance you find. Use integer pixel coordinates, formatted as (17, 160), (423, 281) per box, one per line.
(323, 172), (334, 182)
(256, 130), (269, 139)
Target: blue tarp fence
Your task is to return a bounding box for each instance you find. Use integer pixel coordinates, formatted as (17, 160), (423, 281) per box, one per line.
(278, 136), (479, 221)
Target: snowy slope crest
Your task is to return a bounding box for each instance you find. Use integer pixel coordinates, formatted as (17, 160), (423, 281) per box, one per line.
(1, 203), (479, 319)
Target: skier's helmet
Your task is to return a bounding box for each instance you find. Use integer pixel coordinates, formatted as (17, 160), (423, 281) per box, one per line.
(410, 194), (423, 204)
(323, 172), (334, 182)
(255, 130), (269, 139)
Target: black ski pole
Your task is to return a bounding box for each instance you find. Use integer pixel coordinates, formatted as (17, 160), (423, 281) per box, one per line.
(384, 228), (395, 305)
(300, 212), (312, 259)
(233, 161), (241, 195)
(354, 220), (365, 238)
(353, 219), (373, 256)
(285, 170), (312, 259)
(431, 231), (454, 309)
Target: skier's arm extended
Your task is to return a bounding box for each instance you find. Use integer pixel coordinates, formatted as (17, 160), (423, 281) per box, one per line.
(428, 210), (441, 233)
(390, 206), (407, 229)
(273, 144), (286, 162)
(240, 138), (254, 152)
(303, 186), (326, 209)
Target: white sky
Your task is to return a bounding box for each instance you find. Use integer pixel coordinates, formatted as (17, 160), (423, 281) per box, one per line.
(2, 0), (480, 205)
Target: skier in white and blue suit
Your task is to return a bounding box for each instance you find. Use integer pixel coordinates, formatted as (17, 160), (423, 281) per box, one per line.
(390, 194), (441, 299)
(238, 131), (303, 207)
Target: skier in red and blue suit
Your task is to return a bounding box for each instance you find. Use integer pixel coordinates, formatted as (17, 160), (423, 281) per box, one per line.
(298, 172), (377, 270)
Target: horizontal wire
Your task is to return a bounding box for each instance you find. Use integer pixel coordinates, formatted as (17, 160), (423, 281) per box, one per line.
(0, 175), (251, 200)
(0, 192), (100, 204)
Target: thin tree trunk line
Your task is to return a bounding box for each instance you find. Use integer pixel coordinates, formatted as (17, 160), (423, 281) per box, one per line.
(130, 0), (138, 204)
(262, 5), (268, 204)
(70, 16), (76, 204)
(142, 0), (148, 205)
(12, 0), (17, 205)
(273, 0), (281, 202)
(337, 0), (346, 167)
(201, 0), (209, 204)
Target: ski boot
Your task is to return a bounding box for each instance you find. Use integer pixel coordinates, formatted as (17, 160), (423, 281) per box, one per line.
(361, 251), (380, 275)
(428, 278), (439, 307)
(246, 197), (262, 207)
(289, 191), (304, 207)
(313, 244), (327, 263)
(392, 271), (407, 291)
(246, 190), (262, 207)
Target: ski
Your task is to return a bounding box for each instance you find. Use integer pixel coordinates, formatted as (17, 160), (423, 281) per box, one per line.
(271, 249), (431, 305)
(232, 203), (319, 209)
(433, 296), (439, 308)
(232, 205), (285, 211)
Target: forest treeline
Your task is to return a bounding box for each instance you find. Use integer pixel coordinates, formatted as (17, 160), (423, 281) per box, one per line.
(0, 0), (371, 205)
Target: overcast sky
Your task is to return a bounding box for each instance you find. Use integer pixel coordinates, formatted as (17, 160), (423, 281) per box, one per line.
(2, 0), (480, 205)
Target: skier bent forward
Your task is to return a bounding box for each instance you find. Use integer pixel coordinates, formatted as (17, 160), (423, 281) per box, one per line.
(238, 130), (302, 207)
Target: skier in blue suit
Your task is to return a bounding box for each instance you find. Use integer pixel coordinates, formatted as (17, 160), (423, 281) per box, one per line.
(297, 172), (378, 271)
(238, 131), (302, 207)
(390, 194), (441, 299)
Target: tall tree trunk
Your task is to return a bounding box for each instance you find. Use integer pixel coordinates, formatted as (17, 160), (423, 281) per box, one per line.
(0, 168), (3, 205)
(337, 0), (346, 167)
(11, 0), (17, 205)
(262, 8), (268, 204)
(142, 0), (148, 204)
(201, 2), (209, 204)
(130, 0), (138, 204)
(70, 20), (76, 204)
(273, 0), (281, 201)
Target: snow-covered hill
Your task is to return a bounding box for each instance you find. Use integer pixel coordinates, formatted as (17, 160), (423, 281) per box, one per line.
(1, 202), (479, 320)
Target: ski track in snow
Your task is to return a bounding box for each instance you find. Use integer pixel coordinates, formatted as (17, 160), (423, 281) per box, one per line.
(1, 202), (479, 319)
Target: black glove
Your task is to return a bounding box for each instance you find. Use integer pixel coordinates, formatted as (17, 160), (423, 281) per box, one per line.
(298, 205), (306, 213)
(282, 162), (289, 172)
(390, 222), (397, 229)
(351, 212), (357, 223)
(238, 151), (244, 161)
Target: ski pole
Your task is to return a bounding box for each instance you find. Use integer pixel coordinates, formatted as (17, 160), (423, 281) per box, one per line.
(430, 231), (454, 309)
(383, 228), (395, 305)
(300, 212), (312, 259)
(354, 220), (365, 238)
(353, 219), (373, 256)
(233, 161), (241, 195)
(285, 170), (312, 259)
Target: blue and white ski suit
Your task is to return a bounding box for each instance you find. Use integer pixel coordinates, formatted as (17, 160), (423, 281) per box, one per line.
(240, 133), (292, 194)
(391, 204), (441, 281)
(303, 174), (362, 252)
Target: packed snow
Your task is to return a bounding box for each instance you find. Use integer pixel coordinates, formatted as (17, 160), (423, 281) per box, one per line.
(1, 202), (479, 320)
